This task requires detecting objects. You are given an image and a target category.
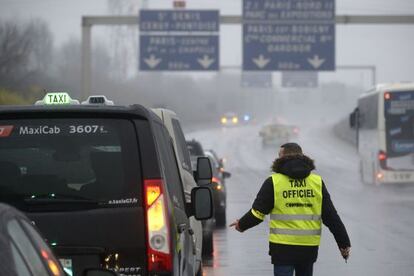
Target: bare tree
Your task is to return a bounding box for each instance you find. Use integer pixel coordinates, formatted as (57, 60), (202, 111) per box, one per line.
(0, 19), (54, 90)
(107, 0), (140, 79)
(26, 19), (53, 73)
(0, 21), (31, 83)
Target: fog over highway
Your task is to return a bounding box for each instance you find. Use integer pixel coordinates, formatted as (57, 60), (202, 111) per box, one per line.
(1, 1), (414, 275)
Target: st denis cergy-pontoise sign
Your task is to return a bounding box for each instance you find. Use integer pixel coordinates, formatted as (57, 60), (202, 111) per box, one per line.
(139, 10), (219, 71)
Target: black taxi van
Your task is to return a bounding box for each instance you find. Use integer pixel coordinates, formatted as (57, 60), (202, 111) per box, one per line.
(0, 93), (213, 276)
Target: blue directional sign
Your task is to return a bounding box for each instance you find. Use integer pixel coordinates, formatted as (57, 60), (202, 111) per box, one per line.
(139, 10), (220, 71)
(140, 10), (219, 32)
(243, 0), (335, 71)
(140, 35), (219, 71)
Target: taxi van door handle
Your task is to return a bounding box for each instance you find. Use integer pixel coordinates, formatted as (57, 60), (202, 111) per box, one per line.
(177, 223), (187, 234)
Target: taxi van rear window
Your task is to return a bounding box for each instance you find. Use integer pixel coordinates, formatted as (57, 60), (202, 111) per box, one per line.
(0, 119), (141, 209)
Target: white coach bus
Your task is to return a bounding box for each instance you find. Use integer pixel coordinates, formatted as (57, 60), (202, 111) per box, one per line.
(350, 83), (414, 185)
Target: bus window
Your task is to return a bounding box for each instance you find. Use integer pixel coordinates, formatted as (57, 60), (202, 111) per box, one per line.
(359, 93), (378, 130)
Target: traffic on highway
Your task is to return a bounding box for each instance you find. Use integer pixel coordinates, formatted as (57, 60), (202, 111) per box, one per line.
(1, 0), (414, 276)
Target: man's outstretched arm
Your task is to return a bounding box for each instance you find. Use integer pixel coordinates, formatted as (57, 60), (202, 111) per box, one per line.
(230, 177), (274, 232)
(321, 181), (351, 259)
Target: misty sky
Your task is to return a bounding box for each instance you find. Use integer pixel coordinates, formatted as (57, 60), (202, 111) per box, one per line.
(1, 0), (413, 84)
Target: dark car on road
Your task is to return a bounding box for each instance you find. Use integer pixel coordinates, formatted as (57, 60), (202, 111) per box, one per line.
(186, 139), (216, 257)
(0, 93), (213, 276)
(204, 150), (231, 227)
(0, 203), (117, 276)
(0, 203), (65, 276)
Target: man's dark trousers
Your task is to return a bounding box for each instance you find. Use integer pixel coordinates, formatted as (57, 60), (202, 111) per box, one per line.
(273, 263), (313, 276)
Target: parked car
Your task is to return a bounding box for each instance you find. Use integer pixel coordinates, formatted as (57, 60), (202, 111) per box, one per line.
(187, 139), (205, 169)
(204, 149), (225, 173)
(186, 139), (216, 257)
(204, 150), (231, 227)
(0, 92), (213, 276)
(152, 108), (206, 274)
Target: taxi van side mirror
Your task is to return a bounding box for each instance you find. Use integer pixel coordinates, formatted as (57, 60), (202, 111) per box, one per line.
(223, 171), (231, 179)
(83, 268), (119, 276)
(191, 186), (214, 220)
(194, 157), (212, 182)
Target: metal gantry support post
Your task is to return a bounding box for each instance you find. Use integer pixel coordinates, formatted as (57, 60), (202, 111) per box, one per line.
(81, 24), (91, 101)
(81, 16), (141, 100)
(337, 65), (377, 87)
(81, 15), (414, 98)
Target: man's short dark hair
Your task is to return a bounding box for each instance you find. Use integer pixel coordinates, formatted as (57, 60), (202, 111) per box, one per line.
(280, 143), (303, 155)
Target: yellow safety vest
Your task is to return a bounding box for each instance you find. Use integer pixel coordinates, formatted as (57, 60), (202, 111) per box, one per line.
(269, 173), (323, 246)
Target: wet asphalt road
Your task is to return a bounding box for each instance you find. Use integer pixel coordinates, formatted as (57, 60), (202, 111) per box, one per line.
(187, 123), (414, 276)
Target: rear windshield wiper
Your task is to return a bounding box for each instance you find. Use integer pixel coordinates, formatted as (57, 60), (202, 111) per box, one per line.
(23, 194), (104, 205)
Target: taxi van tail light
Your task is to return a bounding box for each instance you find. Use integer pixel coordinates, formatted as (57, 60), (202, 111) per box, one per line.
(212, 177), (222, 190)
(144, 179), (172, 273)
(378, 150), (388, 169)
(212, 176), (220, 184)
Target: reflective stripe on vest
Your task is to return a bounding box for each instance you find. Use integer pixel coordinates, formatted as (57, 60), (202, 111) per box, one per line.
(270, 228), (322, 236)
(269, 173), (323, 246)
(270, 214), (321, 221)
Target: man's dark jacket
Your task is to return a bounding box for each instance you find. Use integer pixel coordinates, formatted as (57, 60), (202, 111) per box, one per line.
(238, 154), (351, 265)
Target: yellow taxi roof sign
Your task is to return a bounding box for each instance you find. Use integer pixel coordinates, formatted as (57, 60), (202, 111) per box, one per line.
(35, 92), (80, 105)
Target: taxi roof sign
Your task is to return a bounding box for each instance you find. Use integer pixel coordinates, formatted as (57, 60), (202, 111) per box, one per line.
(81, 95), (114, 106)
(35, 92), (80, 105)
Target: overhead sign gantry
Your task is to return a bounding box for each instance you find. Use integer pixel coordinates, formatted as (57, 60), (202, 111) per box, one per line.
(243, 0), (335, 71)
(82, 14), (414, 96)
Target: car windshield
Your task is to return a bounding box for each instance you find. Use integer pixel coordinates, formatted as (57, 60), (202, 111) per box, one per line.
(0, 118), (141, 210)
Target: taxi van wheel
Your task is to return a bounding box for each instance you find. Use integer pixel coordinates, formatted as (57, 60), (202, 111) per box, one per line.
(202, 234), (213, 257)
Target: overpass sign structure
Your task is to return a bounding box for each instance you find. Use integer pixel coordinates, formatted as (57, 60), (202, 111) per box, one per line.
(241, 72), (273, 88)
(282, 72), (318, 87)
(243, 0), (335, 71)
(139, 10), (219, 71)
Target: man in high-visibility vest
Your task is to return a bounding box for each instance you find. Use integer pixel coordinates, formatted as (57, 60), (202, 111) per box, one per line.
(230, 143), (350, 276)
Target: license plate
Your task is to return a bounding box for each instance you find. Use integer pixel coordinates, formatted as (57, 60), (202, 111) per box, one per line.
(59, 258), (73, 276)
(392, 172), (413, 181)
